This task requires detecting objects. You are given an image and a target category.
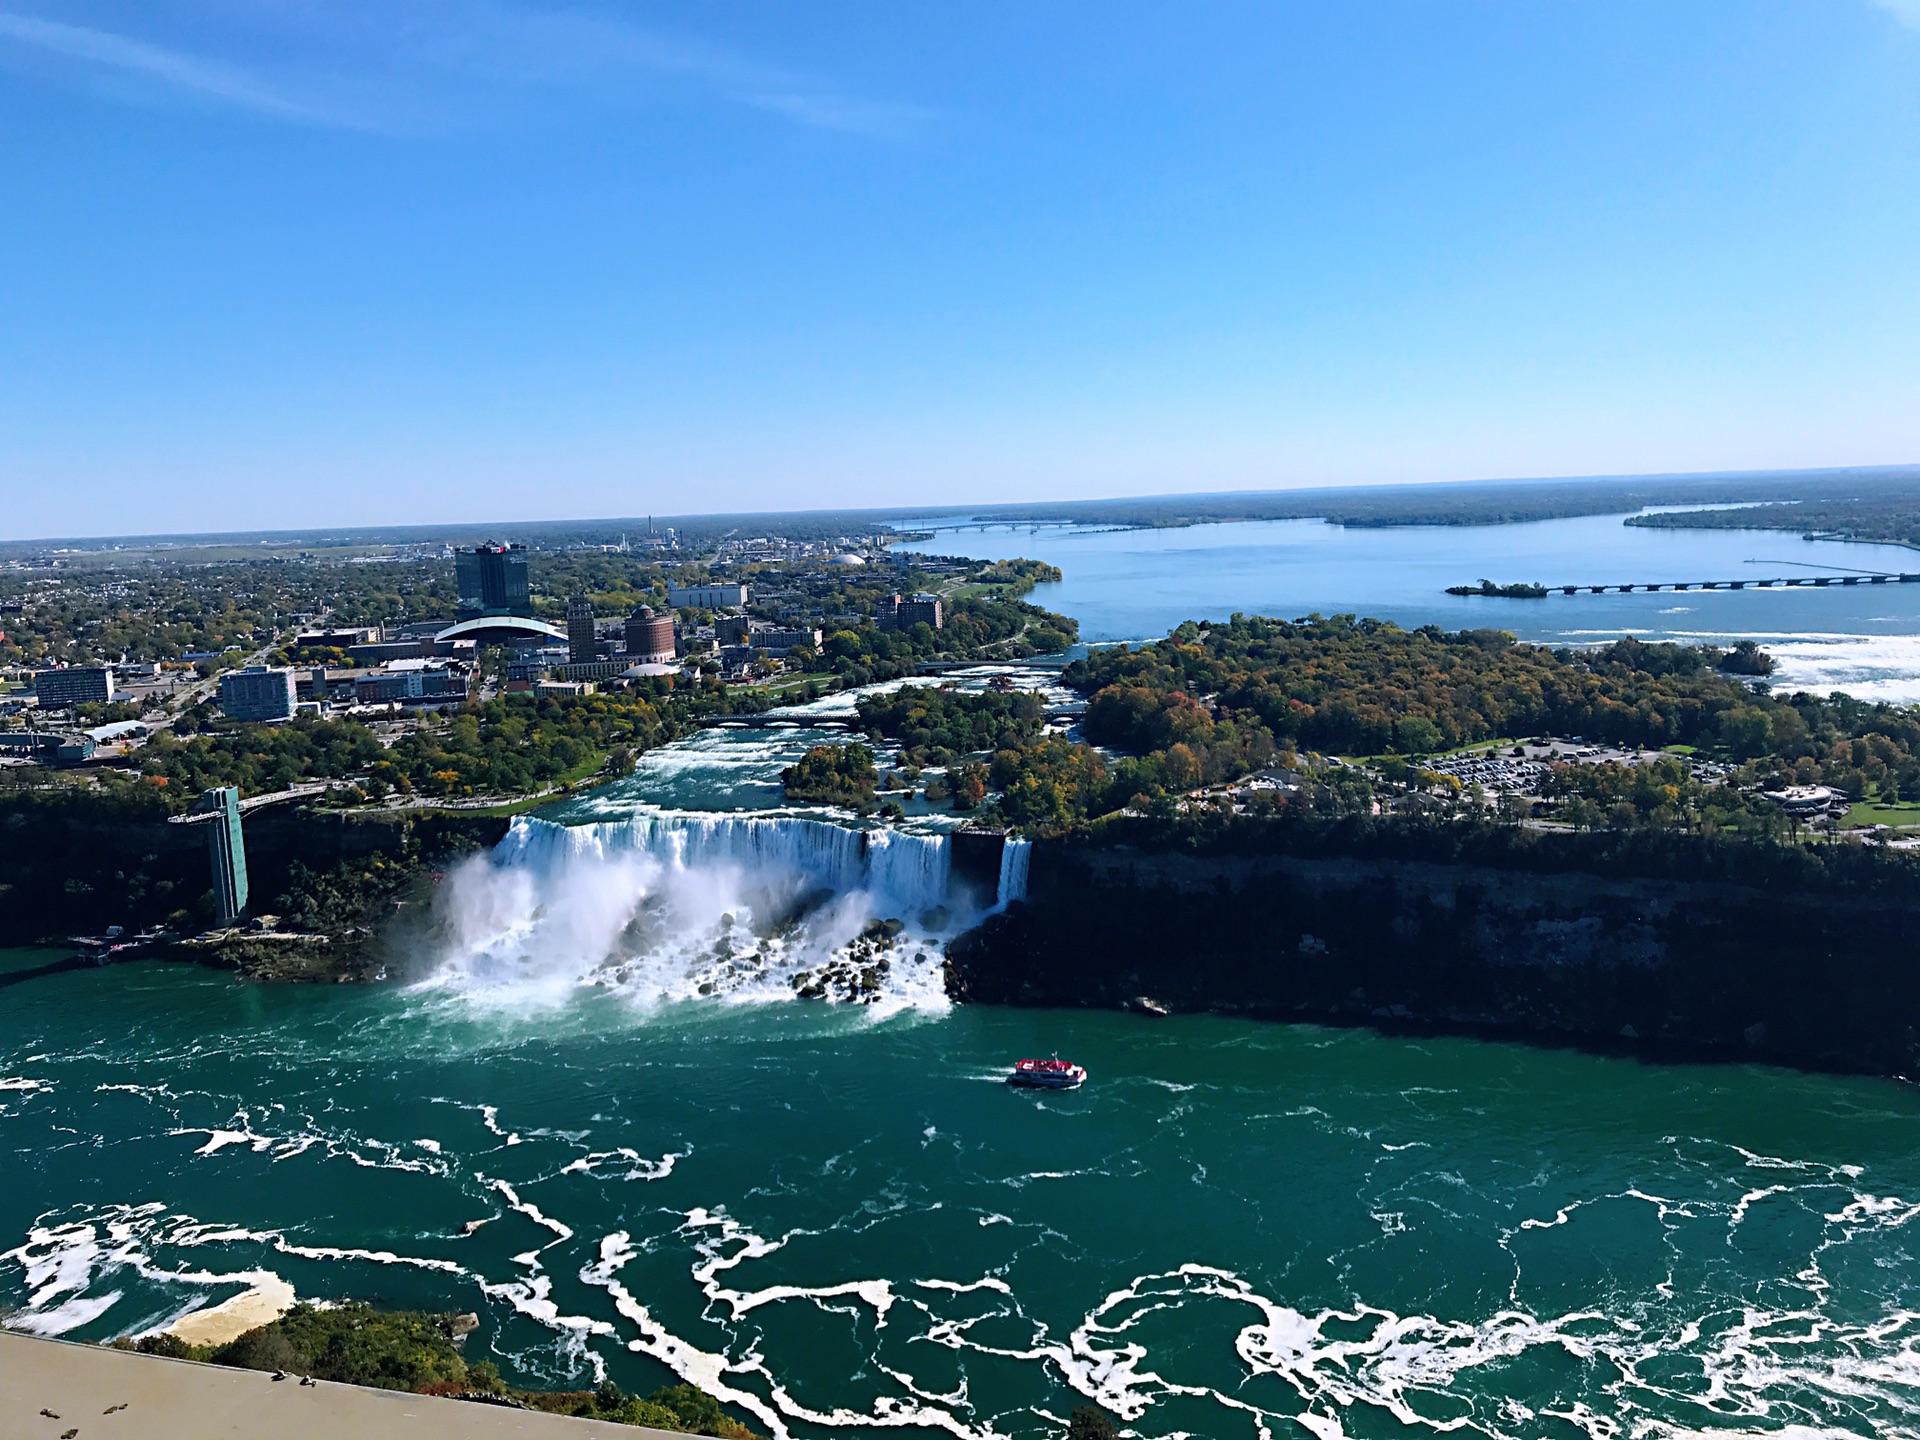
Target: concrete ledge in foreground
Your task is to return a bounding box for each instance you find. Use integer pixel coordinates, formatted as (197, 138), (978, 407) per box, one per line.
(0, 1331), (691, 1439)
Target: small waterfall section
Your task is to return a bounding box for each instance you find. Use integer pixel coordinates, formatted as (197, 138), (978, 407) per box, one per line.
(428, 814), (1023, 1010)
(996, 837), (1032, 906)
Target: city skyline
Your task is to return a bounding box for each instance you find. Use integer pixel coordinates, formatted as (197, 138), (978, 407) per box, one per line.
(5, 1), (1920, 536)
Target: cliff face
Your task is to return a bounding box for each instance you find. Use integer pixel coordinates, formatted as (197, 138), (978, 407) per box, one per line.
(946, 843), (1920, 1076)
(0, 801), (508, 952)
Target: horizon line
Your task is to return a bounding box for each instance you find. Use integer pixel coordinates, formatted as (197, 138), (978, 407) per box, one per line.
(6, 461), (1919, 551)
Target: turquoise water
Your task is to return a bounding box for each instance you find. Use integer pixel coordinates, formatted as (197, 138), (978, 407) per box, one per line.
(11, 526), (1920, 1437)
(8, 963), (1920, 1439)
(897, 513), (1920, 701)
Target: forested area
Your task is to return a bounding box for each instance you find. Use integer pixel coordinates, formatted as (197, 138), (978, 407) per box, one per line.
(962, 615), (1920, 836)
(1627, 485), (1920, 549)
(856, 686), (1045, 762)
(799, 594), (1076, 687)
(781, 743), (879, 807)
(125, 690), (685, 805)
(1067, 616), (1912, 762)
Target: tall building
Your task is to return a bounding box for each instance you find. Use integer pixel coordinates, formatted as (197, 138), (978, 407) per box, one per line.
(204, 787), (249, 925)
(455, 543), (531, 618)
(624, 606), (676, 663)
(33, 667), (115, 709)
(566, 594), (598, 664)
(219, 665), (298, 723)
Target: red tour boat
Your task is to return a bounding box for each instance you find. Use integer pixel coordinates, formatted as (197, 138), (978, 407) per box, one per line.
(1006, 1056), (1087, 1089)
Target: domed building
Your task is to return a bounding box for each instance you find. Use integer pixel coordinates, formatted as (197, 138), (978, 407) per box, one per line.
(830, 553), (867, 567)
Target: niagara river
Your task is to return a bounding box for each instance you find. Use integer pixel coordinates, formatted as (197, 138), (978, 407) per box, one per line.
(7, 676), (1920, 1437)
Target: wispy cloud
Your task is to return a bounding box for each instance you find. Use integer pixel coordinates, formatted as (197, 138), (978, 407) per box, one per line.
(1870, 0), (1920, 28)
(0, 2), (928, 138)
(0, 12), (323, 121)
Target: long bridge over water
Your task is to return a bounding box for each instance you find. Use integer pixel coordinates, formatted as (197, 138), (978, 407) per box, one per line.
(1541, 571), (1920, 595)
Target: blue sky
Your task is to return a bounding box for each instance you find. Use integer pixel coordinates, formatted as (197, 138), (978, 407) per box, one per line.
(3, 1), (1920, 538)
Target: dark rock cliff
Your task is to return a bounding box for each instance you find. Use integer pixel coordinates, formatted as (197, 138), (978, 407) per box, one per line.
(0, 799), (509, 955)
(946, 841), (1920, 1076)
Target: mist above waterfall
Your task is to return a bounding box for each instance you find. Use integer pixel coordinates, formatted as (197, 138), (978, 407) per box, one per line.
(423, 815), (1008, 1013)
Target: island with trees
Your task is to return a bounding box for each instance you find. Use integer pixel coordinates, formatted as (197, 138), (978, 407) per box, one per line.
(1444, 579), (1549, 598)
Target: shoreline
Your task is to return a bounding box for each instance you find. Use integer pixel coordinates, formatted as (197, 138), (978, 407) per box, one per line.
(0, 1330), (672, 1438)
(158, 1275), (296, 1348)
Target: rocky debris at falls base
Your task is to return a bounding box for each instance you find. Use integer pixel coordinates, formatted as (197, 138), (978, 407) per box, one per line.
(791, 918), (911, 1002)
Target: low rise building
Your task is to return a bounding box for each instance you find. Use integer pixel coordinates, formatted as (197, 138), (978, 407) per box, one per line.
(712, 618), (821, 654)
(551, 659), (629, 682)
(0, 731), (95, 765)
(86, 720), (150, 746)
(668, 583), (749, 609)
(219, 666), (298, 723)
(294, 626), (382, 649)
(1762, 784), (1845, 817)
(353, 668), (468, 705)
(349, 638), (437, 666)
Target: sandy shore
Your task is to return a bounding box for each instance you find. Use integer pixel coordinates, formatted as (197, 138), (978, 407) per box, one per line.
(160, 1274), (297, 1347)
(0, 1331), (689, 1439)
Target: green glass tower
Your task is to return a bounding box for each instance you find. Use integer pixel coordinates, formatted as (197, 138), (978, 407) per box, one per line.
(205, 786), (249, 924)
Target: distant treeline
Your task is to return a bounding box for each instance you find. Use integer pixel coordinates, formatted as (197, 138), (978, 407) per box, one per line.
(957, 468), (1920, 531)
(1626, 487), (1920, 550)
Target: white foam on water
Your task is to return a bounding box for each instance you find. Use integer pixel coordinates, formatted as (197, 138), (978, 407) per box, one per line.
(560, 1147), (687, 1182)
(580, 1219), (1006, 1440)
(0, 1204), (313, 1340)
(1563, 628), (1920, 703)
(15, 1144), (1920, 1438)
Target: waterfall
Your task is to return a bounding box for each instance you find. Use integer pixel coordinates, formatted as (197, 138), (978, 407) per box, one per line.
(426, 813), (963, 1010)
(495, 814), (953, 913)
(997, 837), (1032, 906)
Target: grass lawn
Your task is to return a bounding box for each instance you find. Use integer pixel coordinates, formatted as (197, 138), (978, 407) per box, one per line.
(1844, 799), (1920, 828)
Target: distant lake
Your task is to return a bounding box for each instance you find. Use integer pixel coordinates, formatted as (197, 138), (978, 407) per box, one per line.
(895, 511), (1920, 702)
